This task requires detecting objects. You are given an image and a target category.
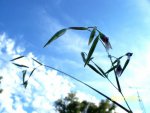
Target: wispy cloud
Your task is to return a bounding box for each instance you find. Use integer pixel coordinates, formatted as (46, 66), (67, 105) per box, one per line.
(0, 33), (102, 113)
(0, 33), (73, 112)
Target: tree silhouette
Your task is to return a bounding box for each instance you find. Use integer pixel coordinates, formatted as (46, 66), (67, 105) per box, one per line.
(54, 92), (116, 113)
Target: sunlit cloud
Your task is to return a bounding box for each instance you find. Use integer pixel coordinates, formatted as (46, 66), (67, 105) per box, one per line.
(0, 33), (102, 113)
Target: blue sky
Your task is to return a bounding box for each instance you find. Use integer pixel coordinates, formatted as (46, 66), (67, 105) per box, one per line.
(0, 0), (150, 113)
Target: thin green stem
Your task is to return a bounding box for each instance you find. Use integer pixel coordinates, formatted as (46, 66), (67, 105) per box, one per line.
(107, 50), (132, 112)
(120, 92), (133, 113)
(42, 64), (130, 113)
(90, 60), (118, 90)
(96, 29), (132, 112)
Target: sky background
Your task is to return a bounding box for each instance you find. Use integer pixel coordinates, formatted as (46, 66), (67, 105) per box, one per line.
(0, 0), (150, 113)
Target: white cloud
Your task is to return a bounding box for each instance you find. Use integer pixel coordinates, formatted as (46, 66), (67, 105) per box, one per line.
(0, 33), (73, 113)
(0, 33), (104, 113)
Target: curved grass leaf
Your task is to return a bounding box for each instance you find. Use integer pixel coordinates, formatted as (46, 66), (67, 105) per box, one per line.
(87, 64), (104, 77)
(22, 81), (28, 89)
(121, 59), (130, 75)
(88, 28), (96, 45)
(115, 75), (122, 92)
(105, 65), (118, 74)
(81, 52), (86, 63)
(22, 70), (27, 83)
(10, 56), (24, 61)
(29, 68), (36, 78)
(84, 35), (99, 66)
(13, 63), (29, 68)
(43, 28), (67, 47)
(32, 58), (42, 65)
(37, 64), (130, 112)
(112, 56), (123, 65)
(93, 63), (107, 78)
(69, 27), (88, 30)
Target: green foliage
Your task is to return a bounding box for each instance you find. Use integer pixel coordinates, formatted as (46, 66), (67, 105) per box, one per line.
(69, 27), (88, 30)
(84, 35), (99, 66)
(12, 63), (29, 68)
(43, 26), (133, 113)
(88, 27), (96, 45)
(10, 57), (43, 89)
(11, 26), (134, 113)
(10, 56), (24, 61)
(43, 28), (67, 47)
(54, 92), (116, 113)
(0, 76), (3, 93)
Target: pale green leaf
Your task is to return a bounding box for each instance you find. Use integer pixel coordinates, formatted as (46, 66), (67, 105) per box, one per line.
(84, 35), (99, 66)
(22, 70), (27, 83)
(69, 27), (88, 30)
(88, 28), (96, 45)
(29, 68), (36, 78)
(121, 59), (130, 74)
(32, 58), (42, 65)
(13, 63), (29, 68)
(43, 29), (67, 47)
(22, 81), (28, 89)
(105, 65), (117, 74)
(87, 64), (104, 77)
(10, 56), (24, 61)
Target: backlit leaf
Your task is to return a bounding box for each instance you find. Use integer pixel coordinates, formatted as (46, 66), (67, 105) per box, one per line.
(69, 27), (88, 30)
(105, 65), (118, 74)
(84, 35), (99, 66)
(22, 70), (27, 83)
(10, 56), (24, 61)
(121, 59), (130, 74)
(87, 64), (104, 77)
(115, 75), (122, 92)
(32, 58), (42, 65)
(112, 56), (123, 65)
(29, 68), (36, 78)
(13, 63), (29, 68)
(93, 63), (107, 78)
(22, 81), (28, 89)
(88, 28), (96, 45)
(43, 28), (67, 47)
(81, 52), (86, 63)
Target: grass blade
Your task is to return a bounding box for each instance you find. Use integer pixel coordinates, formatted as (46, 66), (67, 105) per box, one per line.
(29, 68), (36, 78)
(105, 65), (117, 74)
(13, 63), (29, 68)
(121, 59), (130, 74)
(43, 28), (67, 47)
(84, 35), (99, 66)
(22, 70), (27, 83)
(93, 63), (107, 77)
(32, 58), (43, 65)
(22, 81), (28, 89)
(10, 56), (24, 61)
(87, 64), (104, 77)
(69, 27), (88, 30)
(81, 52), (86, 63)
(88, 28), (96, 45)
(112, 56), (123, 65)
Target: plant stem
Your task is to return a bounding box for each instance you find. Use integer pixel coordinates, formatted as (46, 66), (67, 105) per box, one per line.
(120, 92), (132, 112)
(42, 64), (131, 113)
(90, 60), (118, 90)
(95, 29), (132, 112)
